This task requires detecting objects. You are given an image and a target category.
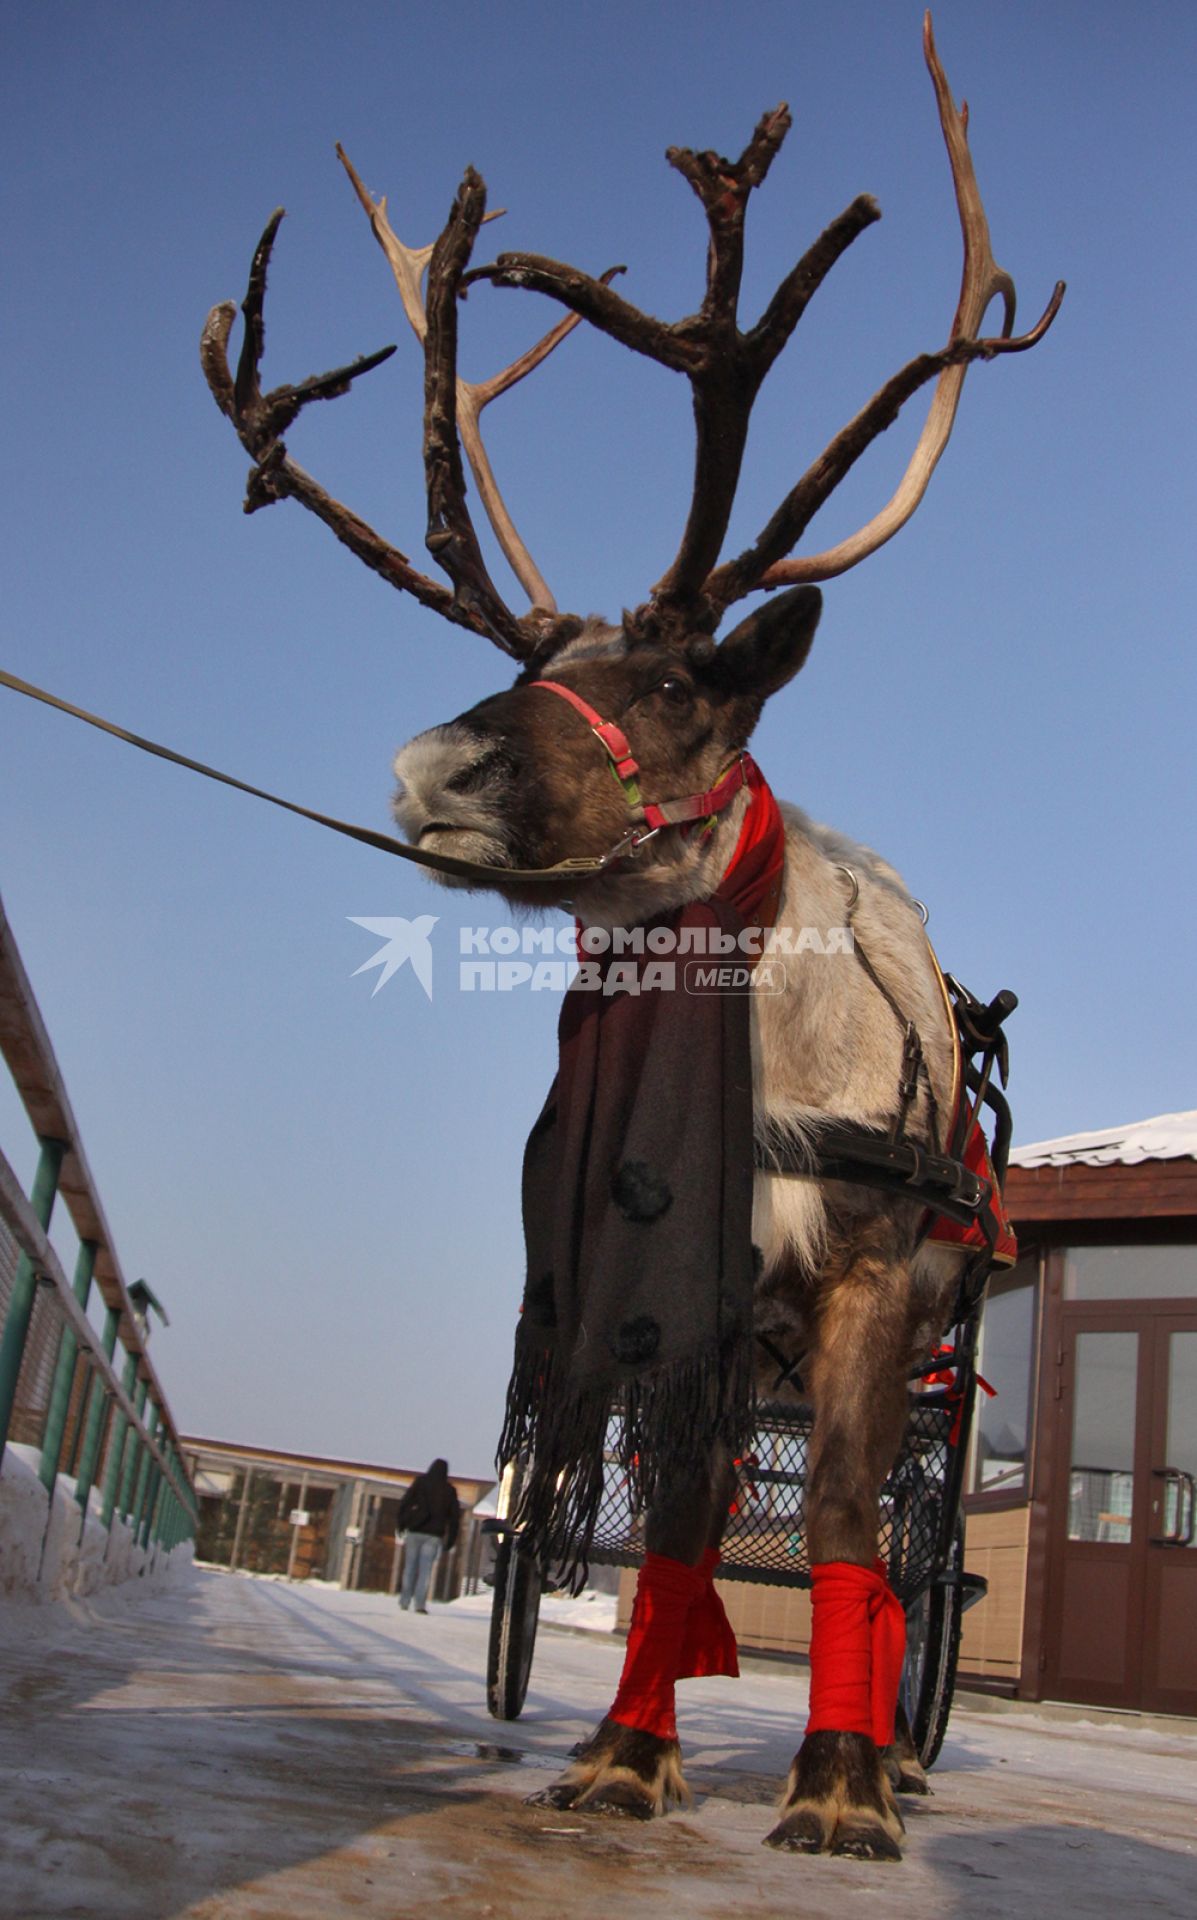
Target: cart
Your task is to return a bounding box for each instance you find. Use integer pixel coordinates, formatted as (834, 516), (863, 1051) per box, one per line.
(486, 1356), (986, 1767)
(485, 978), (1014, 1769)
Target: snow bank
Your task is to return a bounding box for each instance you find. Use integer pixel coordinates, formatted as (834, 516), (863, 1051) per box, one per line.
(0, 1442), (193, 1604)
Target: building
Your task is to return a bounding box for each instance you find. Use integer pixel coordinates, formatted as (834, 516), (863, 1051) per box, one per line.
(958, 1110), (1196, 1714)
(611, 1111), (1196, 1719)
(182, 1436), (494, 1601)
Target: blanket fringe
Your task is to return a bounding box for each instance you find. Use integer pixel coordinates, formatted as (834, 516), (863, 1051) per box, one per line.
(498, 1330), (755, 1594)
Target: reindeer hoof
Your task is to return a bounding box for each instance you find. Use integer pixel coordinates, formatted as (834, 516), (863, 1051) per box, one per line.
(884, 1702), (931, 1796)
(887, 1754), (931, 1796)
(578, 1779), (658, 1820)
(832, 1822), (903, 1861)
(527, 1782), (585, 1811)
(530, 1717), (690, 1820)
(764, 1809), (827, 1852)
(768, 1730), (905, 1860)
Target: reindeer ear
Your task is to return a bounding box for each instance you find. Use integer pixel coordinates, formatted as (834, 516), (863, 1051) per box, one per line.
(711, 585), (822, 697)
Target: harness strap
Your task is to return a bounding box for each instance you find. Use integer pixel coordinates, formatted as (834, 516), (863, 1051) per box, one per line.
(642, 757), (747, 831)
(530, 677), (749, 838)
(528, 680), (641, 785)
(0, 668), (616, 886)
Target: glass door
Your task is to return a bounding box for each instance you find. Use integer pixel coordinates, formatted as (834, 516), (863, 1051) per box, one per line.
(1141, 1324), (1197, 1713)
(1045, 1309), (1197, 1712)
(1045, 1317), (1145, 1706)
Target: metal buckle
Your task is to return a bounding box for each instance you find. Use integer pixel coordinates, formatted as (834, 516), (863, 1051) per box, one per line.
(628, 825), (661, 854)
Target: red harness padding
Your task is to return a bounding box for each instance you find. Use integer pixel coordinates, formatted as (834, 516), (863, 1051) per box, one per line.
(805, 1559), (907, 1749)
(609, 1548), (739, 1741)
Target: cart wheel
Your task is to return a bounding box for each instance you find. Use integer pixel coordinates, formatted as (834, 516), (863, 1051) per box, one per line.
(900, 1516), (964, 1770)
(486, 1533), (542, 1720)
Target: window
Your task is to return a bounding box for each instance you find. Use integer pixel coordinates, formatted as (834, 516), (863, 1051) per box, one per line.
(968, 1255), (1037, 1500)
(1063, 1243), (1197, 1302)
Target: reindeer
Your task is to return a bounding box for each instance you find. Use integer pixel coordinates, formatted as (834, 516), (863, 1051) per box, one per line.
(202, 15), (1060, 1861)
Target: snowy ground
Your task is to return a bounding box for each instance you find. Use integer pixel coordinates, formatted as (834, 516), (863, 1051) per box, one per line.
(1, 1568), (1194, 1920)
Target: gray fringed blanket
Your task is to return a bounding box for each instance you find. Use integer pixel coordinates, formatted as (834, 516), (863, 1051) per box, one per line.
(498, 900), (757, 1589)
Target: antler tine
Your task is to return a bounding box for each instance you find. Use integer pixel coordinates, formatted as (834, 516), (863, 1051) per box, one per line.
(470, 117), (887, 642)
(418, 168), (534, 654)
(646, 108), (794, 618)
(652, 122), (882, 619)
(201, 212), (499, 633)
(705, 11), (1066, 608)
(338, 144), (617, 619)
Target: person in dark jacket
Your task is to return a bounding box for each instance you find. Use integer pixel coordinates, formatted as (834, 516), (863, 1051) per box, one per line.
(396, 1458), (460, 1612)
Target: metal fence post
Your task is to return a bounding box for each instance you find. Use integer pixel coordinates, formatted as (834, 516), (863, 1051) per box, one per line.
(130, 1403), (156, 1527)
(100, 1349), (139, 1531)
(38, 1239), (98, 1493)
(0, 1135), (67, 1461)
(74, 1307), (119, 1517)
(130, 1407), (159, 1545)
(118, 1380), (148, 1520)
(140, 1457), (165, 1554)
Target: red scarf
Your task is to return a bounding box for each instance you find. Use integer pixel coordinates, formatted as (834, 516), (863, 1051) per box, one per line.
(713, 754), (785, 936)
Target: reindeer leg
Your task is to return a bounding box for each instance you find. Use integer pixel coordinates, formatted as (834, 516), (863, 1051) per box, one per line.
(532, 1454), (735, 1818)
(765, 1229), (914, 1860)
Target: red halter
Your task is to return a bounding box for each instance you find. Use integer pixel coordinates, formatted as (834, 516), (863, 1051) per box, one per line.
(529, 678), (749, 853)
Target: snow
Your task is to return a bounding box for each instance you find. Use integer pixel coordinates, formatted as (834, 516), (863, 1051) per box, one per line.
(452, 1585), (618, 1635)
(0, 1442), (194, 1604)
(0, 1566), (1193, 1919)
(1010, 1108), (1197, 1168)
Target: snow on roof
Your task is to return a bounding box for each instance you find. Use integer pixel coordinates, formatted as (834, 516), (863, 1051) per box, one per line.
(1010, 1110), (1197, 1169)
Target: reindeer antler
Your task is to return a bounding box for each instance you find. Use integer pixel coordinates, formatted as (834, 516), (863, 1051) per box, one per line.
(335, 145), (618, 623)
(202, 155), (610, 657)
(203, 14), (1062, 654)
(707, 13), (1065, 607)
(469, 10), (1064, 638)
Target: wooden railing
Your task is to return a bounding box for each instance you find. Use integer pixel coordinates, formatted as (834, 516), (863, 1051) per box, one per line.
(0, 891), (196, 1563)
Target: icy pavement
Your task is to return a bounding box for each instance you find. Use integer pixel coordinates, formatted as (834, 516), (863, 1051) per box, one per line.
(1, 1569), (1194, 1919)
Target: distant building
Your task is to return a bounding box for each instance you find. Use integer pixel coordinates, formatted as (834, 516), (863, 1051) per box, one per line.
(182, 1436), (494, 1601)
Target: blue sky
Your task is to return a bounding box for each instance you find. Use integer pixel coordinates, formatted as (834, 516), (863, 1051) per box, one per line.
(2, 1), (1194, 1477)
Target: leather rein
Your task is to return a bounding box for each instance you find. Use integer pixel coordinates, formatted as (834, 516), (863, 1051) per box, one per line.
(0, 667), (746, 889)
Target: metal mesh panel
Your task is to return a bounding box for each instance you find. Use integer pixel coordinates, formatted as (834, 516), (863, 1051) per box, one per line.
(8, 1282), (63, 1448)
(584, 1396), (956, 1605)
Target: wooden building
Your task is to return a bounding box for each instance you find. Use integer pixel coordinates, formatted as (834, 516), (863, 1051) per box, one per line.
(959, 1110), (1196, 1714)
(617, 1111), (1197, 1719)
(182, 1436), (494, 1601)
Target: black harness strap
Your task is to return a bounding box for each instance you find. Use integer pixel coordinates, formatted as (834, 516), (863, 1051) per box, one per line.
(755, 1121), (995, 1230)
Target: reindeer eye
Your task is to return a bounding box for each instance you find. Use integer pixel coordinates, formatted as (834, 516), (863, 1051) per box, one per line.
(656, 676), (692, 706)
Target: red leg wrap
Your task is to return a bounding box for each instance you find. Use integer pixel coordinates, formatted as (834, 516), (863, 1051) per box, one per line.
(805, 1559), (906, 1749)
(610, 1549), (739, 1741)
(677, 1546), (740, 1679)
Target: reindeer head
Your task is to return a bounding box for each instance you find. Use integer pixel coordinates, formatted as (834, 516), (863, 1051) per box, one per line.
(202, 15), (1061, 913)
(391, 587), (822, 912)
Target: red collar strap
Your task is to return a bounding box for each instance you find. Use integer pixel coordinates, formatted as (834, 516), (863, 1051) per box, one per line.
(805, 1560), (907, 1749)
